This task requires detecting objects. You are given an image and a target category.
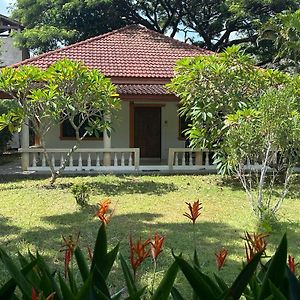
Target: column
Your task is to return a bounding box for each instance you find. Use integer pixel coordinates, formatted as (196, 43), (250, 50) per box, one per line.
(103, 113), (111, 166)
(21, 117), (30, 170)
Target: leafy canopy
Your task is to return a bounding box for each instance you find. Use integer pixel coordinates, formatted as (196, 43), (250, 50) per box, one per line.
(10, 0), (299, 54)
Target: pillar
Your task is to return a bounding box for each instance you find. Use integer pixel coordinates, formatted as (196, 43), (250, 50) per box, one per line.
(103, 113), (111, 166)
(21, 117), (30, 170)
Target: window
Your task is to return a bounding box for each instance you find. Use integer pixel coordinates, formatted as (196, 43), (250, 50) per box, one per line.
(61, 115), (103, 139)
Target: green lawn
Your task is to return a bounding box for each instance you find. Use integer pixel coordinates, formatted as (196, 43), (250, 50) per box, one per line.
(0, 174), (300, 296)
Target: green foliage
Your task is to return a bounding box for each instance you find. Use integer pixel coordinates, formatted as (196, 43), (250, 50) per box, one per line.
(0, 59), (120, 183)
(168, 46), (300, 223)
(71, 184), (90, 208)
(0, 219), (299, 299)
(0, 100), (17, 153)
(11, 0), (298, 54)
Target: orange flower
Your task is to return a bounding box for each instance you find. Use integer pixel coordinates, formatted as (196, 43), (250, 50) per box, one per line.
(32, 288), (55, 300)
(243, 232), (268, 263)
(60, 233), (80, 278)
(151, 233), (165, 261)
(183, 200), (202, 224)
(129, 235), (151, 277)
(96, 198), (114, 224)
(215, 248), (228, 271)
(288, 255), (298, 274)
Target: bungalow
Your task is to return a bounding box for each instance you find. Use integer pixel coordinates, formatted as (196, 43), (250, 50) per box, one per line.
(13, 25), (215, 173)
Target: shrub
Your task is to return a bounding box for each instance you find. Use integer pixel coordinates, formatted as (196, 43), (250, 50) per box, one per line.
(71, 183), (90, 208)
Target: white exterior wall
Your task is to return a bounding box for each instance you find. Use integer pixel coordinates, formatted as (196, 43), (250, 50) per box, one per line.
(0, 37), (23, 66)
(44, 100), (185, 160)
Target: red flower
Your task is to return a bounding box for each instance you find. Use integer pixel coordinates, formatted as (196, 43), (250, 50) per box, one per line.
(96, 198), (114, 224)
(183, 200), (202, 224)
(215, 248), (228, 271)
(288, 255), (298, 274)
(32, 288), (55, 300)
(61, 233), (80, 278)
(129, 235), (151, 277)
(243, 232), (268, 263)
(151, 233), (165, 261)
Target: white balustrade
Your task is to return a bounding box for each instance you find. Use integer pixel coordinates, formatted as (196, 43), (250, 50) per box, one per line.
(19, 148), (140, 172)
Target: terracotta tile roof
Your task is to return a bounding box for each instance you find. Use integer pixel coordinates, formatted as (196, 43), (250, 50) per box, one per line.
(12, 25), (211, 78)
(117, 84), (171, 95)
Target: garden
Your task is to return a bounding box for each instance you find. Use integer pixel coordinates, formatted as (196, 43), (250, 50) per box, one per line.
(0, 174), (300, 298)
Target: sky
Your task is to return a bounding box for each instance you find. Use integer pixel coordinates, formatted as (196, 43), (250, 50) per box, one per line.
(0, 0), (14, 16)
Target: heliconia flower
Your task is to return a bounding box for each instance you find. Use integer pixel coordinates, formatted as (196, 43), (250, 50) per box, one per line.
(288, 255), (298, 274)
(215, 248), (228, 271)
(129, 235), (151, 277)
(243, 232), (268, 263)
(183, 200), (202, 224)
(32, 288), (38, 300)
(151, 233), (165, 261)
(96, 198), (114, 224)
(61, 233), (80, 278)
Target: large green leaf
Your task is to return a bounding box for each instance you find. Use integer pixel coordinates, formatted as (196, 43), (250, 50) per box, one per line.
(119, 254), (138, 296)
(101, 243), (119, 280)
(174, 255), (218, 300)
(152, 261), (179, 300)
(58, 274), (74, 300)
(91, 223), (107, 271)
(171, 287), (186, 300)
(92, 265), (111, 298)
(228, 251), (262, 300)
(0, 259), (37, 300)
(0, 247), (32, 299)
(269, 280), (288, 300)
(258, 234), (287, 300)
(286, 266), (300, 300)
(74, 247), (89, 282)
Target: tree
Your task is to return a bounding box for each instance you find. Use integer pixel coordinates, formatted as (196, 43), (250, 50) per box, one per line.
(0, 59), (120, 184)
(168, 46), (300, 227)
(259, 9), (300, 72)
(10, 0), (299, 54)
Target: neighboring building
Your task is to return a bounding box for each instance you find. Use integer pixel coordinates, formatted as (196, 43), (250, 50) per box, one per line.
(0, 14), (29, 150)
(12, 25), (215, 173)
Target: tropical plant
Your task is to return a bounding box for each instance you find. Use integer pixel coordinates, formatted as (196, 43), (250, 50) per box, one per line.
(0, 59), (120, 184)
(71, 183), (91, 208)
(168, 46), (300, 226)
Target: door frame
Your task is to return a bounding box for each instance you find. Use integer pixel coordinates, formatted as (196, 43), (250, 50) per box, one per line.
(129, 102), (165, 157)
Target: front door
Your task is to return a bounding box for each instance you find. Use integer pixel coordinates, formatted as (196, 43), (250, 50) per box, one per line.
(134, 106), (161, 158)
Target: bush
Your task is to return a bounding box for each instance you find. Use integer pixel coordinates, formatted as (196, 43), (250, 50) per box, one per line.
(71, 183), (90, 208)
(0, 100), (14, 153)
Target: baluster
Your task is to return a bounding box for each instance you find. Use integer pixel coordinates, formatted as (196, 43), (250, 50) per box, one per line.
(78, 153), (82, 168)
(51, 154), (55, 167)
(128, 153), (133, 166)
(182, 152), (186, 166)
(32, 153), (37, 167)
(96, 154), (100, 167)
(87, 153), (91, 168)
(114, 153), (118, 166)
(205, 152), (209, 166)
(189, 152), (193, 166)
(175, 153), (178, 166)
(69, 154), (73, 167)
(60, 154), (64, 167)
(42, 154), (46, 167)
(121, 153), (125, 166)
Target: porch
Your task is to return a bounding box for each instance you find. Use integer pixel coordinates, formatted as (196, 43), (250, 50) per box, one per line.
(19, 147), (216, 173)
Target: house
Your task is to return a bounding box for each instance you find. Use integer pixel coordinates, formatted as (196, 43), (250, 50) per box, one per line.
(0, 14), (29, 149)
(11, 25), (214, 173)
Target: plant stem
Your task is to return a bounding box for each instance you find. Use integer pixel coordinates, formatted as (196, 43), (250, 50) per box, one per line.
(151, 260), (157, 295)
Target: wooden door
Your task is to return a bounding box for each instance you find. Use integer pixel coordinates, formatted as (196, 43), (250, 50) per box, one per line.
(134, 106), (161, 158)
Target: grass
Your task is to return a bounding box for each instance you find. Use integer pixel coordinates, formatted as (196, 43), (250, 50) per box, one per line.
(0, 174), (300, 296)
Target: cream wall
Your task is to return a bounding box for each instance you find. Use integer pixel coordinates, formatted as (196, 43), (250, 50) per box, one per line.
(44, 100), (185, 160)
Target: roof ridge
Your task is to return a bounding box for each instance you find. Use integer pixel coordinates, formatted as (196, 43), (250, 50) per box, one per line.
(11, 24), (143, 67)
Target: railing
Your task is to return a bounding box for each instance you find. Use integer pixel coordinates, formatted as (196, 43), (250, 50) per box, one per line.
(168, 148), (215, 170)
(19, 148), (140, 171)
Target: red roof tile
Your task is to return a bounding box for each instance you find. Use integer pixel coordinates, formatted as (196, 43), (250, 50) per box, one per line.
(117, 84), (171, 95)
(12, 25), (211, 78)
